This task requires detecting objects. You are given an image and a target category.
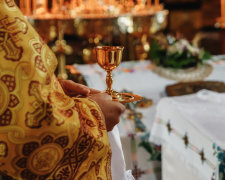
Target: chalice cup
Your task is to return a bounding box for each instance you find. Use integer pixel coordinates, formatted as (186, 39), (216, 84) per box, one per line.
(95, 46), (142, 103)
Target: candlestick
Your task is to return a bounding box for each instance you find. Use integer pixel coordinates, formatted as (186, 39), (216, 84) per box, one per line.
(72, 0), (78, 8)
(33, 0), (37, 15)
(25, 0), (31, 15)
(20, 0), (25, 14)
(60, 0), (64, 8)
(147, 0), (152, 7)
(222, 0), (225, 18)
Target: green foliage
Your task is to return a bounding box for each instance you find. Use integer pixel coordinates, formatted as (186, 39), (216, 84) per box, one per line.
(149, 37), (211, 69)
(139, 140), (161, 161)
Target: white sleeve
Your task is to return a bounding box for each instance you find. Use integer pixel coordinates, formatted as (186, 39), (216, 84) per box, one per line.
(108, 126), (135, 180)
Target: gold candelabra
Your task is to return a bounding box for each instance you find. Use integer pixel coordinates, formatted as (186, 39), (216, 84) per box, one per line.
(19, 0), (167, 72)
(20, 0), (164, 19)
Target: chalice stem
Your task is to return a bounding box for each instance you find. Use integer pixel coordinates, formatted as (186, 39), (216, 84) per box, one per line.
(106, 70), (113, 95)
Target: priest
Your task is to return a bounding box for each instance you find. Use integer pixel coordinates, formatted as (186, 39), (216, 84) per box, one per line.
(0, 0), (126, 179)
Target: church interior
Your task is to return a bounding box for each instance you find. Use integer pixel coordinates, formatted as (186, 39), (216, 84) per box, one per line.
(0, 0), (225, 180)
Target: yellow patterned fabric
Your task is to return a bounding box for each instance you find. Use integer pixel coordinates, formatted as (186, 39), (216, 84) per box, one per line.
(0, 0), (112, 179)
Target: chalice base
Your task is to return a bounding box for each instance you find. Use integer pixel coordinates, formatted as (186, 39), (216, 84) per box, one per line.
(110, 91), (142, 103)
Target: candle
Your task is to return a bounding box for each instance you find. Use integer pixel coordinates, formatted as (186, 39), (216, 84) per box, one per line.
(32, 0), (37, 14)
(222, 0), (225, 18)
(78, 0), (83, 6)
(147, 0), (152, 7)
(72, 0), (77, 8)
(20, 0), (24, 13)
(25, 0), (31, 15)
(155, 0), (159, 6)
(60, 0), (64, 7)
(52, 0), (57, 12)
(43, 0), (48, 13)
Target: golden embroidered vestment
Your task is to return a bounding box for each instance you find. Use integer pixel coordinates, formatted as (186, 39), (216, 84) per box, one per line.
(0, 1), (112, 179)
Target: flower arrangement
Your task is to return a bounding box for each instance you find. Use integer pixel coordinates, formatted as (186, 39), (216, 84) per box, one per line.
(149, 34), (211, 69)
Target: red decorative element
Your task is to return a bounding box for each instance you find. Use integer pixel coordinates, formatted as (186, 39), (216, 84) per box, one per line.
(104, 151), (112, 180)
(8, 94), (19, 108)
(91, 109), (106, 137)
(91, 109), (102, 121)
(35, 55), (47, 72)
(58, 109), (73, 118)
(132, 164), (146, 180)
(95, 143), (104, 152)
(200, 150), (206, 163)
(86, 119), (96, 127)
(98, 121), (106, 131)
(95, 163), (100, 176)
(0, 109), (12, 126)
(28, 81), (40, 96)
(4, 0), (15, 7)
(45, 74), (51, 85)
(33, 43), (42, 54)
(1, 75), (16, 92)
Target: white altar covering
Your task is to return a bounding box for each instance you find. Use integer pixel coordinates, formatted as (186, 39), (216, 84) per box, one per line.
(74, 56), (225, 180)
(150, 90), (225, 180)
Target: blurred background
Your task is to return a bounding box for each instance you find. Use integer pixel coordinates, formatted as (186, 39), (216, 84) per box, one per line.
(15, 0), (225, 72)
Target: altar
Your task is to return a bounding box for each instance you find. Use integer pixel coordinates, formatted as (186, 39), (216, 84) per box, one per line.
(73, 56), (225, 180)
(150, 90), (225, 180)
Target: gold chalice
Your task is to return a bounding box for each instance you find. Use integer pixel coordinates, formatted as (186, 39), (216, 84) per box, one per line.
(95, 46), (142, 103)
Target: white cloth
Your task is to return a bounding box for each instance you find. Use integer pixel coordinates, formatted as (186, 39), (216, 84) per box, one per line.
(75, 59), (225, 136)
(150, 90), (225, 180)
(75, 57), (225, 180)
(162, 144), (205, 180)
(108, 126), (134, 180)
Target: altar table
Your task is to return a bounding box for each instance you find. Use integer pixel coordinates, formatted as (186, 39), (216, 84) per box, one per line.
(74, 56), (225, 180)
(150, 90), (225, 180)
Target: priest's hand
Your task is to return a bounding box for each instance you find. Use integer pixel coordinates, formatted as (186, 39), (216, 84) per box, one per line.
(88, 93), (125, 131)
(58, 79), (100, 97)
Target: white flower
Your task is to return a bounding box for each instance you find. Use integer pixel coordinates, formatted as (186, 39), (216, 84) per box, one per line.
(187, 44), (200, 56)
(179, 39), (189, 47)
(167, 38), (201, 57)
(167, 44), (178, 54)
(167, 40), (185, 55)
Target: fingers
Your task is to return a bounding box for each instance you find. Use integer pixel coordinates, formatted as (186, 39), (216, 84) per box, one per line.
(67, 82), (90, 96)
(58, 79), (103, 97)
(89, 92), (112, 101)
(89, 88), (101, 94)
(111, 100), (126, 114)
(59, 80), (90, 96)
(88, 93), (125, 130)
